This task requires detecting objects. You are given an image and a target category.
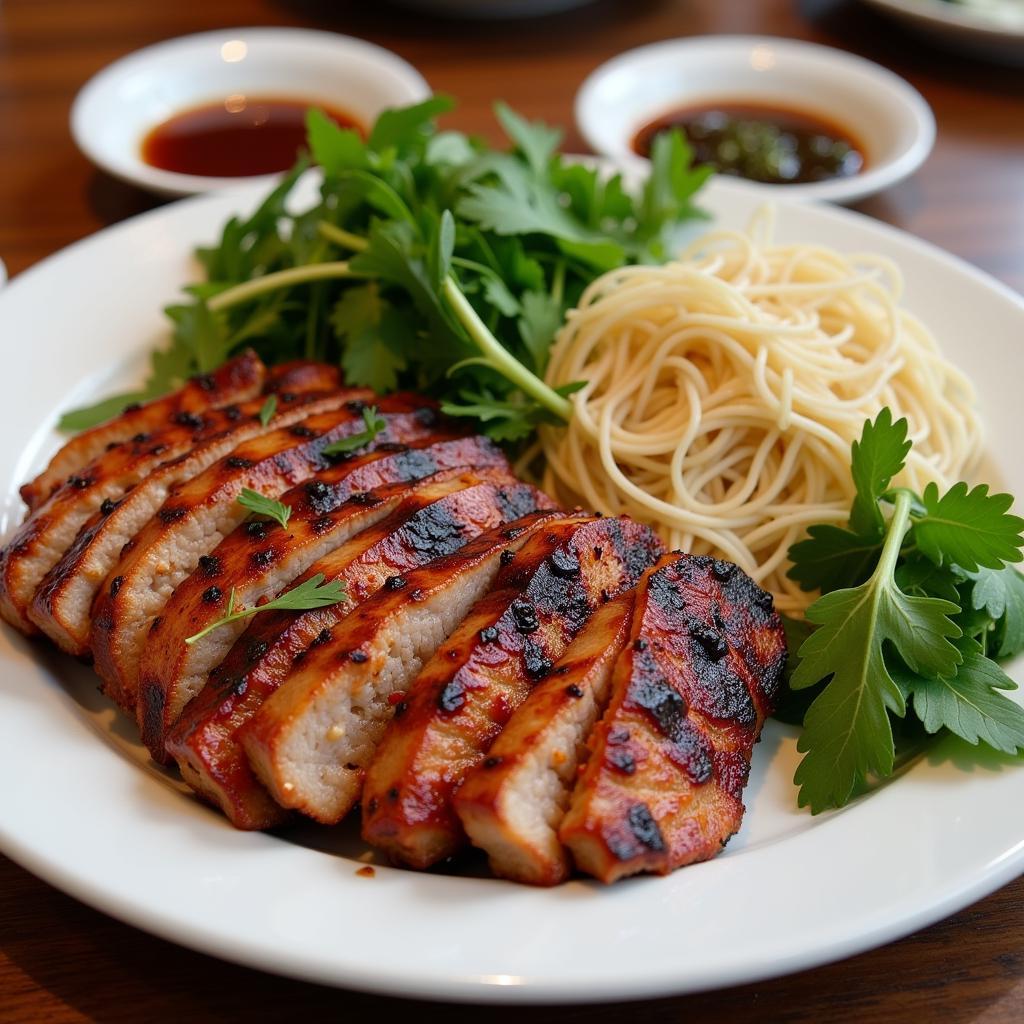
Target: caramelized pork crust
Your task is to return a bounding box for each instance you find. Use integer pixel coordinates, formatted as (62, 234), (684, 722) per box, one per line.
(454, 593), (634, 886)
(361, 516), (662, 870)
(19, 351), (267, 512)
(559, 553), (786, 884)
(239, 510), (564, 825)
(90, 394), (456, 711)
(137, 440), (507, 761)
(26, 388), (354, 654)
(168, 472), (550, 829)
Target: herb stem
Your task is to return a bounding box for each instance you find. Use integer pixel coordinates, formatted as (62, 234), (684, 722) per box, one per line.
(207, 262), (355, 313)
(317, 222), (370, 253)
(876, 491), (913, 584)
(441, 276), (572, 422)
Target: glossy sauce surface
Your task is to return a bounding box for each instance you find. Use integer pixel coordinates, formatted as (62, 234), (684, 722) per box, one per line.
(141, 97), (361, 177)
(633, 101), (866, 185)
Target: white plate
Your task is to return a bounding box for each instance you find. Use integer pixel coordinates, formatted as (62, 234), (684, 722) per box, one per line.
(71, 28), (430, 197)
(862, 0), (1024, 63)
(1, 174), (1023, 1004)
(575, 36), (935, 205)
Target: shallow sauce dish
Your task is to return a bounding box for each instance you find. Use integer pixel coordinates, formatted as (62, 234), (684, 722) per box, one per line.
(71, 28), (430, 197)
(576, 35), (936, 204)
(0, 169), (1022, 1002)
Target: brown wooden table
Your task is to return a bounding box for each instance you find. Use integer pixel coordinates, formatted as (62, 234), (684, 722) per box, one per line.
(2, 0), (1023, 1020)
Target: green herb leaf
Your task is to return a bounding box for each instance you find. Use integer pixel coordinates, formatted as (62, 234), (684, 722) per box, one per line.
(968, 564), (1024, 658)
(517, 290), (563, 375)
(894, 648), (1024, 754)
(787, 524), (882, 594)
(791, 492), (962, 812)
(322, 405), (387, 456)
(849, 408), (911, 537)
(330, 284), (411, 392)
(183, 573), (348, 646)
(912, 480), (1024, 572)
(259, 394), (278, 427)
(237, 488), (292, 529)
(494, 101), (561, 175)
(368, 95), (455, 153)
(893, 556), (963, 603)
(306, 108), (368, 174)
(636, 129), (713, 256)
(57, 391), (151, 432)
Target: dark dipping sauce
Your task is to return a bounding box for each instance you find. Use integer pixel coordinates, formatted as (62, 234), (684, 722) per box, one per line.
(141, 97), (361, 178)
(633, 101), (865, 186)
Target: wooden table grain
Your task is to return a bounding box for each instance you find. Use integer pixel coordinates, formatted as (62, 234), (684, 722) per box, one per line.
(1, 0), (1022, 1020)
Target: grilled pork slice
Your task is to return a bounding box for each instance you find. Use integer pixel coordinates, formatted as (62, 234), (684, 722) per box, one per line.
(138, 438), (508, 746)
(559, 554), (786, 884)
(3, 383), (348, 636)
(240, 510), (564, 824)
(140, 457), (517, 761)
(454, 594), (634, 886)
(19, 351), (267, 512)
(360, 516), (661, 869)
(90, 394), (437, 712)
(168, 473), (551, 828)
(26, 388), (356, 654)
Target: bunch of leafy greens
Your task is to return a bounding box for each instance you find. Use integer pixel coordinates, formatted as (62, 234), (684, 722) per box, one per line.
(783, 408), (1024, 813)
(61, 97), (710, 442)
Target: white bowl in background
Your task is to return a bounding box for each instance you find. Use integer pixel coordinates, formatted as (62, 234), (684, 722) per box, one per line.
(575, 35), (936, 204)
(71, 28), (431, 198)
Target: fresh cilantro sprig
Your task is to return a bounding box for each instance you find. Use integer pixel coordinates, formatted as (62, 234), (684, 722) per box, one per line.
(786, 410), (1024, 812)
(183, 573), (348, 646)
(59, 97), (710, 444)
(237, 488), (292, 529)
(322, 405), (386, 456)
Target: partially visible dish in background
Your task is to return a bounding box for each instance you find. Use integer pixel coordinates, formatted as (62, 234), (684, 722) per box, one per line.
(862, 0), (1024, 63)
(576, 35), (935, 204)
(71, 28), (429, 197)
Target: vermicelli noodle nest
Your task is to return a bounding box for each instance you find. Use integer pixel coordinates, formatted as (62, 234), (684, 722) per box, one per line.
(540, 210), (982, 615)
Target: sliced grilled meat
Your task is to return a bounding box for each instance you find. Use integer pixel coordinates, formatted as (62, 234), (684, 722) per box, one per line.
(90, 394), (438, 711)
(360, 516), (661, 869)
(558, 554), (786, 884)
(140, 458), (516, 761)
(26, 389), (356, 654)
(454, 593), (634, 886)
(240, 510), (565, 825)
(168, 473), (552, 828)
(19, 351), (266, 512)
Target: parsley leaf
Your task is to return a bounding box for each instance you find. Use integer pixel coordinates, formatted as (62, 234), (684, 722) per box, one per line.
(787, 524), (882, 593)
(237, 488), (292, 529)
(967, 564), (1024, 658)
(893, 647), (1024, 755)
(259, 394), (278, 427)
(911, 481), (1024, 572)
(792, 491), (962, 812)
(849, 407), (911, 537)
(494, 101), (561, 175)
(183, 573), (348, 646)
(330, 284), (411, 392)
(322, 405), (387, 455)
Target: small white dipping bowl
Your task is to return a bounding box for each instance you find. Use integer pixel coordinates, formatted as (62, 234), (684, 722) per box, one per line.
(71, 27), (431, 198)
(575, 35), (936, 204)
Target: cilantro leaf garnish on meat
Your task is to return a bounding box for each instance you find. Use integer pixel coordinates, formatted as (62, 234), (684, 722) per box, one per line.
(786, 410), (1024, 812)
(321, 405), (386, 456)
(183, 573), (348, 646)
(236, 488), (291, 529)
